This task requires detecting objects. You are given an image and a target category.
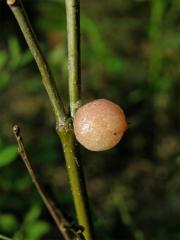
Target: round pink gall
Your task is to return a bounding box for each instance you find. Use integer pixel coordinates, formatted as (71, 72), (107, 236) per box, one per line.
(73, 99), (128, 151)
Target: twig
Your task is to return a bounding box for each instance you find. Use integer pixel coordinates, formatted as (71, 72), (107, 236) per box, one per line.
(12, 125), (85, 240)
(7, 0), (67, 126)
(57, 127), (95, 240)
(8, 1), (95, 239)
(65, 0), (81, 117)
(64, 1), (95, 239)
(148, 0), (165, 84)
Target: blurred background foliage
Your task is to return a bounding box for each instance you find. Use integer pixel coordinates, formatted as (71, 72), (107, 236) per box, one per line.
(0, 0), (180, 239)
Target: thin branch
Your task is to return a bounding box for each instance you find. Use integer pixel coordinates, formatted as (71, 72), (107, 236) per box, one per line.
(148, 0), (165, 84)
(8, 1), (95, 239)
(12, 125), (85, 240)
(57, 128), (95, 240)
(7, 0), (67, 126)
(63, 0), (95, 239)
(65, 0), (81, 117)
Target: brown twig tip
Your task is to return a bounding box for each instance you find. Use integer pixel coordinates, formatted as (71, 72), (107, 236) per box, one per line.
(11, 124), (84, 240)
(7, 0), (17, 6)
(12, 124), (20, 136)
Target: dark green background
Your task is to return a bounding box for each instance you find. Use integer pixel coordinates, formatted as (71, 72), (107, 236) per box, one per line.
(0, 0), (180, 239)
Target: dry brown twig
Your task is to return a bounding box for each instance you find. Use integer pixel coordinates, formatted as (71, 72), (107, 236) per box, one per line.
(12, 125), (85, 240)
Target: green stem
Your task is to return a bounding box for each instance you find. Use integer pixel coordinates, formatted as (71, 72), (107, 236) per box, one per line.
(8, 0), (67, 125)
(7, 0), (94, 240)
(57, 126), (95, 240)
(148, 0), (165, 83)
(8, 1), (95, 239)
(65, 1), (95, 239)
(65, 0), (95, 239)
(65, 0), (81, 117)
